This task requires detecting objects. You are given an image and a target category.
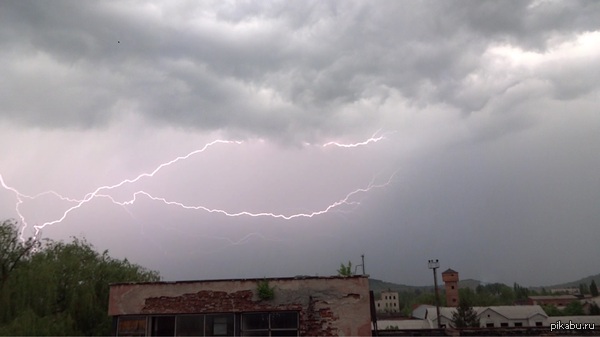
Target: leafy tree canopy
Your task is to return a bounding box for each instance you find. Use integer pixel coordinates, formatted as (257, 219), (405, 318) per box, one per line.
(337, 261), (353, 277)
(0, 219), (160, 335)
(451, 297), (480, 328)
(591, 280), (599, 297)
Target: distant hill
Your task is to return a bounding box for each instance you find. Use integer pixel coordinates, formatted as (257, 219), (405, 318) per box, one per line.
(368, 278), (482, 294)
(368, 278), (429, 294)
(369, 272), (600, 295)
(458, 278), (481, 290)
(544, 273), (600, 290)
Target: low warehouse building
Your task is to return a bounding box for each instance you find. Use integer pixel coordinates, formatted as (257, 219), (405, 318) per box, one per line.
(108, 275), (372, 336)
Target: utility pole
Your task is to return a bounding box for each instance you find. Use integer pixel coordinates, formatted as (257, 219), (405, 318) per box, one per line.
(428, 259), (441, 329)
(361, 254), (365, 275)
(355, 254), (366, 275)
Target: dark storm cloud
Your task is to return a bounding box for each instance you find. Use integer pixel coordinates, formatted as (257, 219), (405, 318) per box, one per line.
(2, 0), (599, 139)
(1, 1), (600, 286)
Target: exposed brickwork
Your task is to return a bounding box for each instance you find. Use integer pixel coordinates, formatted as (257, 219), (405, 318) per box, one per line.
(109, 276), (372, 336)
(442, 270), (459, 308)
(141, 290), (344, 336)
(301, 296), (339, 336)
(141, 289), (306, 314)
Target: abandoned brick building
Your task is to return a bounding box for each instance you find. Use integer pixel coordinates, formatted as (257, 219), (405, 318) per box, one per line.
(108, 275), (372, 336)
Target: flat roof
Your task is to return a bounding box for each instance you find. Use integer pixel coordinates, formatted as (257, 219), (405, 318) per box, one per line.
(110, 274), (370, 286)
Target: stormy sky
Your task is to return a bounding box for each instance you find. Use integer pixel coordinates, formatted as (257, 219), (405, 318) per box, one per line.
(1, 0), (599, 287)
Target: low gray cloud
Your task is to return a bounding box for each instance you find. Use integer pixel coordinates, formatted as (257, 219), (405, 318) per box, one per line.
(2, 0), (598, 137)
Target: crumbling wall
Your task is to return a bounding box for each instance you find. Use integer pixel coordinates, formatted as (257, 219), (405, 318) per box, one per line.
(109, 276), (371, 336)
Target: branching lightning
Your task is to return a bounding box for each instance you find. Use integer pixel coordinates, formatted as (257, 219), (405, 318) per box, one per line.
(1, 134), (396, 246)
(97, 170), (395, 220)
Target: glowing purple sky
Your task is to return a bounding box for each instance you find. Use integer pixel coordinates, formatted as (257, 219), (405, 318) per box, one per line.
(1, 1), (599, 286)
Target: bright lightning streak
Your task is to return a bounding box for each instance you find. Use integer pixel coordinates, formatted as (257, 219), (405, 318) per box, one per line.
(32, 139), (243, 236)
(322, 129), (394, 148)
(1, 133), (395, 246)
(1, 139), (242, 240)
(97, 171), (395, 220)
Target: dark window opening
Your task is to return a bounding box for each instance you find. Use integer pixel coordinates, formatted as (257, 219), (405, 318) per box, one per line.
(486, 323), (494, 327)
(152, 316), (175, 337)
(514, 322), (523, 327)
(500, 323), (509, 327)
(241, 312), (298, 336)
(176, 315), (204, 336)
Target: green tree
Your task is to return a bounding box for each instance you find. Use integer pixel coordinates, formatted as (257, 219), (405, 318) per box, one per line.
(337, 261), (352, 276)
(563, 301), (585, 316)
(590, 280), (599, 297)
(542, 304), (562, 316)
(458, 287), (476, 306)
(0, 222), (160, 336)
(0, 220), (37, 289)
(579, 283), (590, 295)
(257, 279), (275, 301)
(451, 297), (480, 328)
(513, 282), (530, 300)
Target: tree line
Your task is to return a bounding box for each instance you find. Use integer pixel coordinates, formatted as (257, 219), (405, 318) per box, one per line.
(0, 219), (160, 335)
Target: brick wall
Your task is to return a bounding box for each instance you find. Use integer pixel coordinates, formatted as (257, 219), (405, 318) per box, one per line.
(109, 276), (372, 336)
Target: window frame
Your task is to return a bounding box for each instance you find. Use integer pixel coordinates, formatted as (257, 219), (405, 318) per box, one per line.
(241, 311), (298, 337)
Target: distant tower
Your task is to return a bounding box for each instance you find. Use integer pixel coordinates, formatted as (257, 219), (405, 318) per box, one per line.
(442, 268), (459, 307)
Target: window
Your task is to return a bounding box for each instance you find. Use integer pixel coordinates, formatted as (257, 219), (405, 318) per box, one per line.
(514, 322), (523, 327)
(535, 322), (543, 327)
(241, 312), (298, 336)
(451, 286), (455, 289)
(206, 314), (234, 336)
(151, 316), (175, 337)
(176, 315), (204, 336)
(486, 323), (494, 327)
(117, 316), (147, 337)
(500, 323), (508, 327)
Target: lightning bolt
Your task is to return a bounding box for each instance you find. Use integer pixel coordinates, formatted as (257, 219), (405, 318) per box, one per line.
(97, 170), (395, 220)
(322, 129), (396, 148)
(1, 134), (395, 246)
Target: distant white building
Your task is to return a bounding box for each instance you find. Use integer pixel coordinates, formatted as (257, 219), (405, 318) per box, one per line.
(411, 304), (435, 319)
(550, 287), (580, 295)
(424, 305), (548, 328)
(375, 319), (430, 330)
(375, 291), (400, 313)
